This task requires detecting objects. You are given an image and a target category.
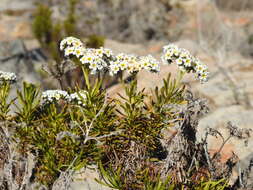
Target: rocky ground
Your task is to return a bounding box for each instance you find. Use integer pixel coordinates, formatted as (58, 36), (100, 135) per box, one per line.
(0, 0), (253, 189)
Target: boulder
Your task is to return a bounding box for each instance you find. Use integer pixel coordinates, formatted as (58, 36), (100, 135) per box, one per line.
(71, 166), (113, 190)
(215, 0), (253, 11)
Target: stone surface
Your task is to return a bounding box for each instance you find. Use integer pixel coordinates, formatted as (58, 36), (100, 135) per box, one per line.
(215, 0), (253, 11)
(0, 0), (35, 12)
(71, 167), (113, 190)
(0, 14), (33, 42)
(0, 40), (40, 84)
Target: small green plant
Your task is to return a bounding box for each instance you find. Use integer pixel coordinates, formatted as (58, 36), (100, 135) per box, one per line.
(96, 162), (125, 189)
(63, 0), (79, 36)
(0, 71), (17, 120)
(32, 4), (53, 46)
(194, 178), (228, 190)
(15, 82), (40, 124)
(0, 82), (13, 120)
(248, 33), (253, 45)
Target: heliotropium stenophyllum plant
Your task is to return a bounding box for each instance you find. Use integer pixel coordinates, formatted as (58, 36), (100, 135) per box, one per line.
(0, 36), (211, 188)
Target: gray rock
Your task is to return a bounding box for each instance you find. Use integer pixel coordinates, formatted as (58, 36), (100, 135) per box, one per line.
(0, 40), (40, 85)
(197, 105), (253, 175)
(70, 167), (113, 190)
(0, 0), (35, 12)
(215, 0), (253, 11)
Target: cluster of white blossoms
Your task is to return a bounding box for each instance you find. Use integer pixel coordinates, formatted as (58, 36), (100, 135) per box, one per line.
(60, 37), (113, 74)
(109, 53), (160, 76)
(162, 44), (209, 82)
(0, 71), (17, 83)
(42, 90), (69, 104)
(60, 37), (208, 83)
(67, 90), (87, 106)
(60, 37), (160, 75)
(41, 89), (87, 106)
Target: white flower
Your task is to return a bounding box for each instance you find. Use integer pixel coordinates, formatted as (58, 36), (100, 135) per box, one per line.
(139, 57), (150, 70)
(104, 48), (113, 57)
(164, 51), (173, 60)
(95, 48), (104, 58)
(64, 46), (75, 56)
(172, 47), (180, 57)
(184, 58), (192, 67)
(119, 61), (128, 70)
(195, 63), (208, 74)
(89, 62), (98, 70)
(72, 40), (82, 48)
(198, 72), (209, 83)
(42, 90), (69, 104)
(60, 37), (83, 51)
(0, 71), (17, 83)
(140, 55), (160, 72)
(116, 53), (125, 60)
(80, 54), (94, 65)
(74, 47), (85, 58)
(127, 59), (139, 73)
(67, 91), (87, 106)
(180, 49), (190, 58)
(109, 64), (120, 76)
(176, 58), (183, 65)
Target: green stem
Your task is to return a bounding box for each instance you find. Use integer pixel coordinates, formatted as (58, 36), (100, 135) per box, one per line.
(82, 66), (90, 90)
(176, 70), (185, 87)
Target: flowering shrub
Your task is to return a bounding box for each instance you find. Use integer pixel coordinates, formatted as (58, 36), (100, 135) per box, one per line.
(0, 37), (233, 190)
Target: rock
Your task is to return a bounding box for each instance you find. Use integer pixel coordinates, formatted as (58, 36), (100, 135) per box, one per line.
(0, 0), (35, 12)
(105, 39), (147, 55)
(215, 0), (253, 11)
(197, 105), (253, 181)
(0, 15), (33, 42)
(194, 55), (253, 108)
(0, 40), (40, 84)
(71, 166), (113, 190)
(0, 0), (35, 42)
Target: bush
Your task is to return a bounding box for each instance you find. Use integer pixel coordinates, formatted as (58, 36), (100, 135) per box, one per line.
(0, 37), (242, 189)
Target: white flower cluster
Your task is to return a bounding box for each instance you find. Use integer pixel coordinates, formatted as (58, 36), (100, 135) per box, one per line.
(60, 37), (209, 83)
(41, 89), (87, 106)
(42, 90), (69, 104)
(67, 91), (87, 106)
(60, 37), (113, 74)
(0, 71), (17, 83)
(162, 44), (209, 82)
(60, 37), (160, 76)
(109, 54), (160, 76)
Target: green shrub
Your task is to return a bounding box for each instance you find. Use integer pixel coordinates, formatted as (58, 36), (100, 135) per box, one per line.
(32, 4), (53, 46)
(0, 37), (234, 189)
